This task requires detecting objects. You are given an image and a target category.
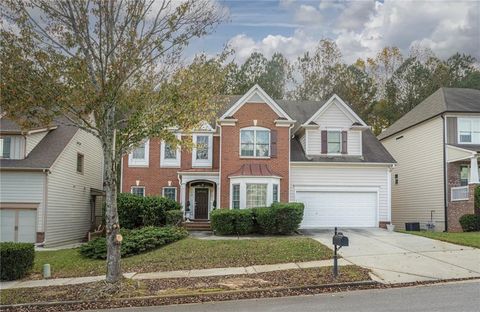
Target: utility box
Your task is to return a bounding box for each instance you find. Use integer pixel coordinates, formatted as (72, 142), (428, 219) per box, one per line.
(405, 222), (420, 231)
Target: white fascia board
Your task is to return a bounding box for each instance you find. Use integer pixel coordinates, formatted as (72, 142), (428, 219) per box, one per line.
(290, 161), (395, 167)
(220, 84), (293, 121)
(303, 94), (367, 127)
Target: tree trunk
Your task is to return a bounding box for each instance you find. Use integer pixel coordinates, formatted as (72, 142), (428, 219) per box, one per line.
(103, 109), (122, 283)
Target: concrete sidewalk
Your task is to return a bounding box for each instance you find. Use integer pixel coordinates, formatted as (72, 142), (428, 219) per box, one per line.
(0, 259), (350, 290)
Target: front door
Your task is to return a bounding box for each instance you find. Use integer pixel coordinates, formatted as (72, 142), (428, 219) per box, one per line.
(195, 188), (209, 219)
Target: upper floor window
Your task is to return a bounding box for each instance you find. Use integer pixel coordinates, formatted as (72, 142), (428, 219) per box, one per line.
(192, 134), (212, 167)
(0, 137), (11, 159)
(76, 153), (84, 174)
(164, 143), (177, 159)
(240, 127), (270, 157)
(161, 136), (181, 168)
(128, 140), (149, 167)
(458, 118), (480, 144)
(327, 131), (342, 154)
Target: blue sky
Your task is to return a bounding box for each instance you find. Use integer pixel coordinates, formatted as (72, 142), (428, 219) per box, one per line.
(187, 0), (480, 64)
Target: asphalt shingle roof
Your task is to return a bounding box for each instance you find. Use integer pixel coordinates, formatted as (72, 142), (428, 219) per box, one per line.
(378, 88), (480, 140)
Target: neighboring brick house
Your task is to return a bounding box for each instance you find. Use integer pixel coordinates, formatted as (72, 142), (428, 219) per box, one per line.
(379, 88), (480, 232)
(122, 85), (396, 228)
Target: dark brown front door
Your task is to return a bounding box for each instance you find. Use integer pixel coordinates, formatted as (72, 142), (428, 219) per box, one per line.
(195, 188), (209, 219)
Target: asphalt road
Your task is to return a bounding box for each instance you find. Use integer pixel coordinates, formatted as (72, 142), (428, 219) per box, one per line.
(93, 280), (480, 312)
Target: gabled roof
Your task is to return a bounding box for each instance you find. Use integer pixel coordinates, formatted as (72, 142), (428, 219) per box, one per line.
(378, 88), (480, 140)
(291, 129), (396, 164)
(0, 118), (78, 170)
(219, 84), (294, 121)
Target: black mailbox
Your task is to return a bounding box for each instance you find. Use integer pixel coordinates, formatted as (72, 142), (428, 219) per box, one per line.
(332, 233), (349, 247)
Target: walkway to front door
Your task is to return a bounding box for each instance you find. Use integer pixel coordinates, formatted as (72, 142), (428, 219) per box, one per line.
(195, 188), (209, 219)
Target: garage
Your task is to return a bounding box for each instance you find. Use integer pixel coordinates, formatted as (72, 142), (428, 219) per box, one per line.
(296, 190), (377, 228)
(0, 209), (37, 243)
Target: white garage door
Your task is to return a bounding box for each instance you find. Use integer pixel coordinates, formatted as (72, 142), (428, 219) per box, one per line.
(296, 191), (377, 228)
(0, 209), (37, 243)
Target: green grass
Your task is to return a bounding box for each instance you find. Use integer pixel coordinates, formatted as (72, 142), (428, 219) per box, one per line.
(400, 231), (480, 248)
(32, 237), (332, 279)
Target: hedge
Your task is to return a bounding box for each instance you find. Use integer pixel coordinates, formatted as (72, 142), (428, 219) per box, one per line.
(79, 226), (188, 259)
(118, 193), (181, 229)
(211, 202), (304, 235)
(0, 242), (35, 280)
(166, 210), (184, 226)
(210, 209), (254, 235)
(459, 214), (480, 232)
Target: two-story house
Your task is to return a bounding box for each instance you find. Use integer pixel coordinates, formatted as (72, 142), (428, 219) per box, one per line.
(0, 117), (104, 246)
(379, 88), (480, 232)
(122, 85), (395, 228)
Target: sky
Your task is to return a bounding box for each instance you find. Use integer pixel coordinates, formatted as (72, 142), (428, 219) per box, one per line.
(187, 0), (480, 64)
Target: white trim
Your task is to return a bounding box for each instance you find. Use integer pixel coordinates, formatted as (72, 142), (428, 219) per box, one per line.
(192, 134), (213, 168)
(160, 135), (181, 168)
(290, 162), (395, 167)
(220, 84), (293, 121)
(457, 117), (480, 145)
(229, 176), (281, 209)
(162, 186), (178, 201)
(446, 144), (477, 163)
(239, 126), (271, 158)
(275, 119), (296, 127)
(303, 94), (367, 127)
(387, 167), (392, 222)
(131, 186), (145, 197)
(189, 183), (214, 219)
(218, 119), (237, 126)
(128, 140), (149, 167)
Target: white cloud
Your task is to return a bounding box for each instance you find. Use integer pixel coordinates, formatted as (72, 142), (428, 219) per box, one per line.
(294, 4), (323, 24)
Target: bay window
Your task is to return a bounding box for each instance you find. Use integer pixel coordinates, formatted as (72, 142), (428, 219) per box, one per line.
(246, 184), (267, 208)
(458, 118), (480, 144)
(240, 127), (270, 157)
(230, 178), (280, 209)
(232, 184), (240, 209)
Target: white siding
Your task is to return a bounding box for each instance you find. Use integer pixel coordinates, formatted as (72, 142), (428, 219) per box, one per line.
(314, 100), (355, 128)
(299, 133), (306, 151)
(305, 129), (321, 154)
(0, 171), (46, 231)
(381, 117), (445, 231)
(46, 129), (103, 246)
(25, 131), (48, 156)
(290, 165), (391, 222)
(3, 135), (25, 159)
(348, 130), (362, 155)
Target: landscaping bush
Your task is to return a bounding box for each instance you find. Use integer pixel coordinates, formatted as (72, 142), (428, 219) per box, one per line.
(210, 209), (254, 235)
(459, 214), (480, 232)
(117, 193), (181, 229)
(254, 203), (304, 235)
(0, 242), (35, 280)
(475, 186), (480, 211)
(166, 210), (184, 226)
(79, 226), (188, 259)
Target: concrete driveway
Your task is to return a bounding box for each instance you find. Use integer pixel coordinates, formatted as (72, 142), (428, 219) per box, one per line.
(304, 228), (480, 284)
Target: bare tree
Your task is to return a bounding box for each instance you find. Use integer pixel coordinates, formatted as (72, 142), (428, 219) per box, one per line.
(1, 0), (226, 283)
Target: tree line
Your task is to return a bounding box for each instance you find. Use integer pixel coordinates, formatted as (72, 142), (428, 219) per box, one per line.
(220, 40), (479, 134)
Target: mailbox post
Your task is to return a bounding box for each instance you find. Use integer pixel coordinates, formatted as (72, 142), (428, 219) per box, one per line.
(332, 227), (349, 278)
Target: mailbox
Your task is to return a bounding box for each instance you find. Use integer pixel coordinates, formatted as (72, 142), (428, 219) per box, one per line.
(332, 233), (349, 247)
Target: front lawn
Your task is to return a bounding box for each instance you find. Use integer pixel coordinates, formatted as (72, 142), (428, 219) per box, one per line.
(1, 266), (369, 306)
(32, 237), (332, 279)
(401, 231), (480, 248)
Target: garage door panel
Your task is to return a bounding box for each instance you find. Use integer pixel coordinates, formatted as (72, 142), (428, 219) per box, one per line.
(297, 191), (377, 228)
(18, 210), (36, 243)
(0, 209), (36, 243)
(0, 210), (15, 242)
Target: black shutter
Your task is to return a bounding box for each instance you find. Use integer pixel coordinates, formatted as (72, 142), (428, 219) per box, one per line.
(321, 131), (327, 154)
(270, 129), (277, 158)
(341, 131), (348, 154)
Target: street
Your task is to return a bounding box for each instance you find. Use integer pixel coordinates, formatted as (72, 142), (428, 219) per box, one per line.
(92, 280), (480, 312)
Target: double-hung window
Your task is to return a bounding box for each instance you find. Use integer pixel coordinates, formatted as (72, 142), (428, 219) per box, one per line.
(163, 187), (177, 201)
(129, 140), (149, 167)
(246, 184), (267, 208)
(164, 143), (177, 159)
(131, 186), (145, 197)
(327, 131), (341, 154)
(272, 184), (279, 203)
(0, 137), (11, 159)
(458, 118), (480, 144)
(232, 184), (240, 209)
(196, 136), (209, 160)
(192, 134), (212, 167)
(240, 128), (270, 157)
(161, 136), (181, 167)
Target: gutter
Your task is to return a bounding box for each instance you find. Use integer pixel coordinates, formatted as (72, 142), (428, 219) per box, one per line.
(442, 114), (448, 232)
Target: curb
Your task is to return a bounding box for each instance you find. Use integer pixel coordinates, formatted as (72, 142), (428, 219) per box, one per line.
(0, 280), (378, 310)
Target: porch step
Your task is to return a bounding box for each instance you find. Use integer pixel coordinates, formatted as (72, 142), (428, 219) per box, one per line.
(183, 221), (212, 231)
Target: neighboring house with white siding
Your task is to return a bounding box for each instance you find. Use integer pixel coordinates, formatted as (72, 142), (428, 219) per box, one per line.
(0, 117), (104, 246)
(122, 85), (396, 229)
(379, 88), (480, 232)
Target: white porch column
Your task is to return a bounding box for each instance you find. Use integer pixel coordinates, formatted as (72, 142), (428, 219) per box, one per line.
(180, 182), (187, 211)
(469, 156), (479, 184)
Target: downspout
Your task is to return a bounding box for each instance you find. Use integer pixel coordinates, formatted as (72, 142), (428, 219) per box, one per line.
(442, 114), (448, 232)
(36, 168), (50, 247)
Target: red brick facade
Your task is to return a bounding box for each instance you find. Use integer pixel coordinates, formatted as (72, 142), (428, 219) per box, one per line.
(219, 102), (290, 208)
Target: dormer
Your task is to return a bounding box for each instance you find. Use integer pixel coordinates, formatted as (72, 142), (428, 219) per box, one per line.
(298, 95), (368, 157)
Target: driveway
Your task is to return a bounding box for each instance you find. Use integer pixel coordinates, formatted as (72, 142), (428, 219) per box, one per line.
(304, 228), (480, 284)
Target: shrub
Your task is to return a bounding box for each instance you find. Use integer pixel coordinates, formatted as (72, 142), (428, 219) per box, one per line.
(80, 226), (188, 259)
(210, 209), (254, 235)
(475, 186), (480, 210)
(459, 214), (480, 232)
(0, 242), (35, 280)
(117, 193), (181, 229)
(166, 210), (184, 226)
(254, 203), (304, 235)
